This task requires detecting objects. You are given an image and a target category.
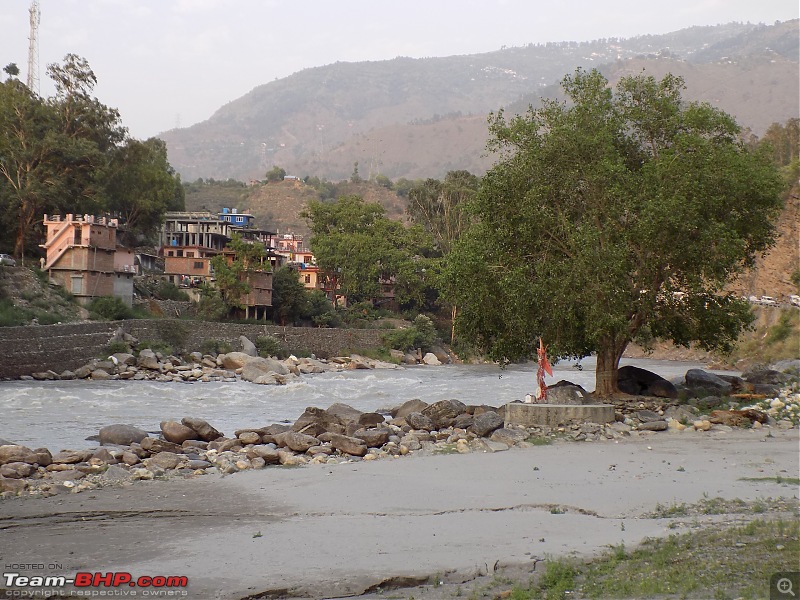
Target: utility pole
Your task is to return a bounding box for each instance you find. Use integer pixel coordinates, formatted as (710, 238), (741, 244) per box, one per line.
(27, 0), (40, 95)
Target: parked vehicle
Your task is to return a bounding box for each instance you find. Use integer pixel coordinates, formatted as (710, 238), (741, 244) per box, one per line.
(790, 294), (800, 308)
(759, 296), (778, 306)
(0, 254), (16, 266)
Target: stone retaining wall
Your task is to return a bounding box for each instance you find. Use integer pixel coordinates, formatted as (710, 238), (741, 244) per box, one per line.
(0, 320), (386, 379)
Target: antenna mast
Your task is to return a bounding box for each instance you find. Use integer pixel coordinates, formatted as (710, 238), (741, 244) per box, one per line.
(27, 0), (41, 94)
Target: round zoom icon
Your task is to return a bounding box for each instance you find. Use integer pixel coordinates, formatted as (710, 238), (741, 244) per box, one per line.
(772, 573), (800, 599)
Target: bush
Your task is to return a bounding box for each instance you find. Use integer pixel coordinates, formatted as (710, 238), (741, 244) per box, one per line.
(382, 314), (439, 352)
(136, 339), (174, 356)
(200, 339), (232, 356)
(105, 340), (131, 355)
(255, 335), (288, 359)
(155, 281), (190, 301)
(88, 296), (139, 320)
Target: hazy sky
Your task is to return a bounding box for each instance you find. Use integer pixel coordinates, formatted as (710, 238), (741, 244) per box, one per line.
(1, 0), (797, 139)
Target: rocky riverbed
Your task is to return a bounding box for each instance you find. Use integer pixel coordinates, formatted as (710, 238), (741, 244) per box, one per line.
(1, 348), (798, 498)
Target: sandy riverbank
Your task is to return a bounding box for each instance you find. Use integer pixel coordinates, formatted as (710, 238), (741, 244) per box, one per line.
(0, 427), (798, 599)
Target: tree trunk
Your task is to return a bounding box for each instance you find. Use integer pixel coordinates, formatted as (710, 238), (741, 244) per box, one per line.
(594, 336), (628, 397)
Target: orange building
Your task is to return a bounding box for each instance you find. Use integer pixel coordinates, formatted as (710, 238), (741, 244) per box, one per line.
(41, 214), (134, 305)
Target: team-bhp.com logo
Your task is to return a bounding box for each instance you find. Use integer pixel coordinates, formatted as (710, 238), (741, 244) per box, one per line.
(3, 571), (188, 597)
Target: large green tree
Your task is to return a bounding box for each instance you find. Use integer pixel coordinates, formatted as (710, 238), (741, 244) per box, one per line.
(444, 69), (784, 395)
(210, 233), (268, 311)
(104, 138), (184, 244)
(302, 195), (433, 305)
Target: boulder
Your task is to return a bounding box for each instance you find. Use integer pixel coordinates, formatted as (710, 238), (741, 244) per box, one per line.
(421, 399), (467, 428)
(429, 345), (452, 364)
(326, 403), (363, 424)
(90, 368), (112, 380)
(51, 450), (92, 464)
(241, 356), (290, 381)
(276, 432), (320, 453)
(0, 477), (28, 493)
(0, 445), (39, 466)
(237, 431), (261, 445)
(453, 413), (474, 430)
(137, 349), (160, 370)
(357, 412), (385, 428)
(99, 424), (149, 446)
(326, 433), (368, 457)
(240, 336), (258, 357)
(406, 412), (436, 431)
(32, 448), (52, 467)
(390, 399), (429, 419)
(490, 428), (528, 446)
(471, 411), (504, 437)
(181, 417), (223, 442)
(220, 352), (252, 370)
(546, 383), (590, 405)
(741, 368), (791, 385)
(160, 421), (198, 444)
(146, 451), (182, 470)
(140, 437), (182, 454)
(293, 407), (345, 436)
(297, 358), (331, 374)
(249, 445), (280, 464)
(354, 428), (391, 447)
(111, 352), (137, 366)
(422, 353), (442, 366)
(637, 420), (668, 431)
(0, 462), (34, 479)
(617, 365), (678, 398)
(685, 369), (733, 394)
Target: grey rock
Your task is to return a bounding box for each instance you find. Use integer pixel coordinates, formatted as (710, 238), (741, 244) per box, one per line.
(354, 428), (391, 447)
(357, 412), (385, 428)
(240, 336), (258, 357)
(59, 370), (76, 380)
(146, 451), (182, 470)
(453, 413), (474, 430)
(490, 428), (528, 446)
(249, 445), (280, 464)
(635, 410), (663, 423)
(546, 383), (590, 405)
(326, 403), (364, 424)
(421, 399), (467, 428)
(279, 432), (321, 453)
(74, 364), (93, 379)
(90, 368), (112, 380)
(237, 431), (261, 445)
(186, 460), (212, 470)
(327, 433), (368, 456)
(102, 465), (132, 483)
(618, 365), (678, 398)
(471, 411), (505, 437)
(406, 412), (436, 431)
(99, 424), (149, 446)
(0, 462), (34, 479)
(422, 353), (442, 366)
(390, 399), (429, 419)
(685, 369), (732, 394)
(112, 352), (137, 366)
(483, 440), (510, 452)
(241, 356), (289, 379)
(742, 368), (791, 385)
(637, 420), (668, 431)
(160, 421), (198, 444)
(293, 406), (345, 436)
(181, 417), (223, 442)
(0, 444), (39, 466)
(140, 437), (182, 454)
(51, 450), (92, 464)
(137, 349), (160, 370)
(0, 477), (28, 493)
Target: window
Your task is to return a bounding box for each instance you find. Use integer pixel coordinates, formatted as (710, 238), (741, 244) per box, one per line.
(236, 216), (244, 223)
(194, 261), (203, 269)
(304, 275), (311, 283)
(177, 250), (184, 257)
(167, 251), (174, 257)
(186, 251), (194, 258)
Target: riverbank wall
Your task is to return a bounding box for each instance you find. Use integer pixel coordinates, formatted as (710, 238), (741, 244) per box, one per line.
(0, 320), (385, 379)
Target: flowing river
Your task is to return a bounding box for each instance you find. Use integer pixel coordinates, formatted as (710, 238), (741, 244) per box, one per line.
(0, 357), (733, 450)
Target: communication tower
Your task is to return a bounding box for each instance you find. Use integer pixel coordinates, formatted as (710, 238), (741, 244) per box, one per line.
(27, 0), (41, 94)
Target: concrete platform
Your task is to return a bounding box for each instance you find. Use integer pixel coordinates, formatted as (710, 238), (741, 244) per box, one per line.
(505, 402), (615, 427)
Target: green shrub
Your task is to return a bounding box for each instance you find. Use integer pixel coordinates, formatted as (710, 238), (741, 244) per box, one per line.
(136, 339), (174, 356)
(105, 340), (131, 355)
(255, 335), (288, 359)
(155, 281), (190, 301)
(88, 296), (138, 320)
(200, 339), (232, 355)
(382, 314), (438, 352)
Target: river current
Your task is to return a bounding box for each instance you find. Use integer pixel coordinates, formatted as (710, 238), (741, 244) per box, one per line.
(0, 357), (731, 451)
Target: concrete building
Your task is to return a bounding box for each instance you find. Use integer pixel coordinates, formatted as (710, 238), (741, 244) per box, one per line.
(41, 214), (134, 306)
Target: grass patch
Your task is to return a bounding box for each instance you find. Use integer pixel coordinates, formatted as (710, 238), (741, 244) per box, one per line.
(740, 476), (800, 486)
(508, 518), (799, 599)
(432, 443), (459, 455)
(525, 435), (553, 446)
(647, 496), (797, 518)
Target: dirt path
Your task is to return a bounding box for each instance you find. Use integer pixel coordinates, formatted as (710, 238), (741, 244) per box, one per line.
(1, 428), (798, 599)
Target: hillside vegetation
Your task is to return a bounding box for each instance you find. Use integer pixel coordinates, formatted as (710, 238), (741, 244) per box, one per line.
(159, 20), (799, 182)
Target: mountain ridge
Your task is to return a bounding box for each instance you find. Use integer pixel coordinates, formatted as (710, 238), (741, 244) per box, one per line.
(161, 20), (799, 182)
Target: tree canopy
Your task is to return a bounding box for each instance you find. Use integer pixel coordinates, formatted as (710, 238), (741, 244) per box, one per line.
(443, 69), (785, 395)
(0, 54), (182, 257)
(302, 195), (434, 306)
